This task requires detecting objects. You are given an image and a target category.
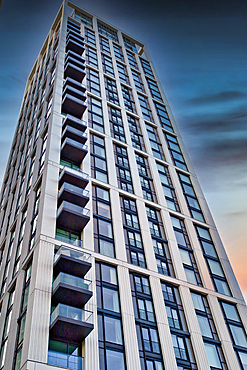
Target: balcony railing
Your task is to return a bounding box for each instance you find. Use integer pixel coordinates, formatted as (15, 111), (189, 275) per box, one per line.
(48, 350), (83, 370)
(53, 272), (91, 293)
(50, 304), (93, 326)
(55, 232), (82, 248)
(54, 245), (91, 265)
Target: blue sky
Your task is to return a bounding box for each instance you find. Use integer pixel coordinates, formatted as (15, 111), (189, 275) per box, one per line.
(0, 0), (247, 299)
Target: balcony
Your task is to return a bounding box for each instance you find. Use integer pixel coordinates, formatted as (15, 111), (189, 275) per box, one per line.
(63, 115), (87, 134)
(52, 272), (92, 307)
(48, 350), (83, 370)
(59, 166), (89, 189)
(67, 30), (84, 44)
(63, 77), (86, 96)
(60, 138), (87, 164)
(62, 125), (87, 145)
(61, 93), (87, 119)
(66, 50), (86, 65)
(55, 232), (82, 248)
(56, 201), (90, 232)
(64, 61), (86, 83)
(66, 35), (85, 55)
(58, 182), (89, 207)
(54, 245), (91, 278)
(50, 304), (94, 342)
(62, 84), (86, 103)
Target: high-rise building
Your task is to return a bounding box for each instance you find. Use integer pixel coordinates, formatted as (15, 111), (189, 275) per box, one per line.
(0, 1), (246, 370)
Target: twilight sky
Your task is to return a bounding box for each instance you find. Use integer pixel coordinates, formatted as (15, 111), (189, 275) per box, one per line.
(0, 0), (246, 299)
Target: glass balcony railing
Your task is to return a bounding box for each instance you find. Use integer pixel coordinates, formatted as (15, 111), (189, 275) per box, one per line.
(50, 304), (93, 326)
(56, 201), (90, 218)
(55, 232), (82, 247)
(53, 272), (92, 293)
(48, 350), (83, 370)
(62, 137), (88, 152)
(54, 245), (91, 265)
(59, 182), (89, 198)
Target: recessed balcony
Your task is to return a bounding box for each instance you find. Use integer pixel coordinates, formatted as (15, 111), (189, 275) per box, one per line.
(60, 137), (87, 164)
(59, 166), (89, 189)
(58, 182), (89, 208)
(54, 245), (91, 278)
(52, 272), (92, 308)
(48, 350), (83, 370)
(49, 304), (94, 343)
(66, 36), (85, 55)
(56, 201), (90, 232)
(61, 93), (87, 118)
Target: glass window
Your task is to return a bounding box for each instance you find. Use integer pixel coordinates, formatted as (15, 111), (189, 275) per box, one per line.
(104, 316), (123, 344)
(106, 349), (125, 370)
(229, 325), (247, 347)
(102, 265), (117, 285)
(103, 287), (120, 312)
(204, 343), (222, 369)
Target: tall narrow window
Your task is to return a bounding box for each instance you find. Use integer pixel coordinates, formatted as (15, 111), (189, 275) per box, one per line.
(93, 186), (114, 258)
(126, 50), (138, 69)
(88, 96), (104, 133)
(116, 62), (129, 84)
(127, 114), (144, 151)
(195, 225), (231, 296)
(108, 106), (126, 142)
(13, 262), (32, 370)
(96, 262), (125, 370)
(178, 173), (205, 223)
(29, 181), (41, 250)
(146, 78), (163, 102)
(113, 43), (124, 62)
(140, 59), (154, 78)
(156, 162), (179, 211)
(165, 133), (187, 171)
(171, 216), (202, 286)
(120, 196), (146, 268)
(146, 124), (164, 160)
(220, 301), (247, 369)
(105, 77), (119, 105)
(135, 153), (156, 202)
(1, 230), (15, 296)
(13, 207), (28, 276)
(39, 128), (48, 176)
(99, 35), (111, 54)
(154, 102), (173, 132)
(85, 28), (96, 46)
(121, 86), (136, 113)
(130, 273), (164, 370)
(162, 282), (197, 369)
(85, 46), (98, 68)
(91, 134), (108, 183)
(87, 68), (101, 96)
(146, 206), (174, 277)
(97, 22), (118, 42)
(102, 54), (114, 77)
(138, 93), (153, 122)
(132, 70), (145, 93)
(114, 145), (133, 194)
(191, 292), (227, 370)
(0, 288), (15, 369)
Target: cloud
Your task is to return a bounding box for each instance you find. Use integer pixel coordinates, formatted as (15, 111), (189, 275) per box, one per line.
(186, 90), (247, 105)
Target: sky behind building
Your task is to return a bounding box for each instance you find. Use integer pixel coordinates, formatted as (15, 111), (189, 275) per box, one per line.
(0, 0), (246, 300)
